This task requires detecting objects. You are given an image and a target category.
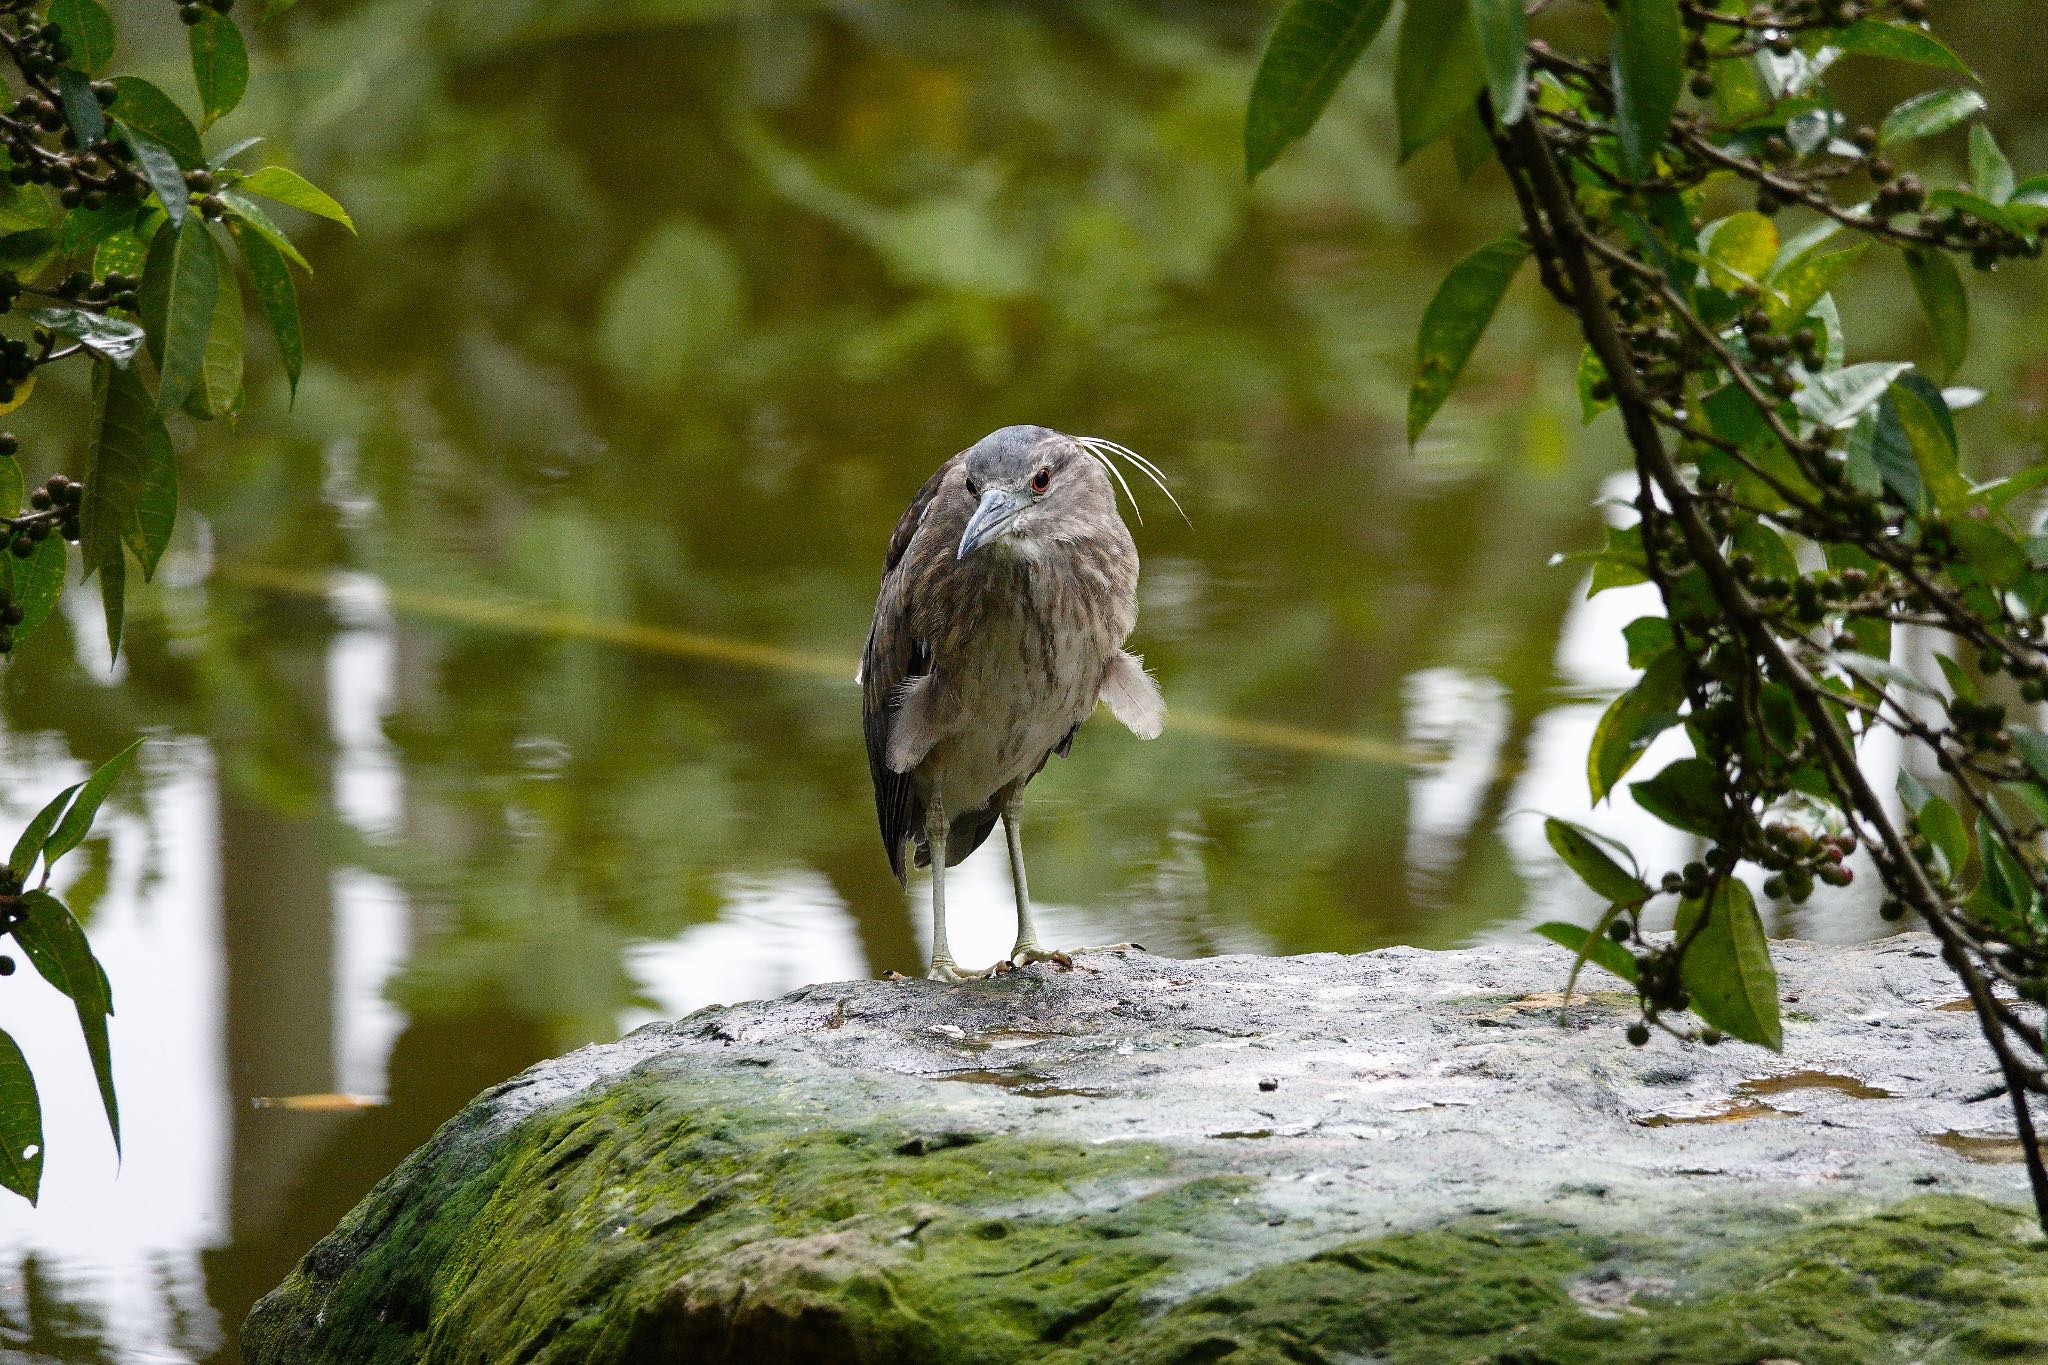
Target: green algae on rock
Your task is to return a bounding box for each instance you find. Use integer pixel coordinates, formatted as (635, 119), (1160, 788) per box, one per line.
(245, 939), (2046, 1363)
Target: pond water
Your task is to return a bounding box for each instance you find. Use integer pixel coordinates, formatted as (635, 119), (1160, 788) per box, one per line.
(2, 3), (2044, 1361)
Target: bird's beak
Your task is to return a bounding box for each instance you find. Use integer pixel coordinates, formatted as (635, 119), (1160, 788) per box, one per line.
(958, 487), (1023, 559)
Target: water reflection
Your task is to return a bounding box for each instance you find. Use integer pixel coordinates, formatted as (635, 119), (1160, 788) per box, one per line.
(0, 1), (2043, 1360)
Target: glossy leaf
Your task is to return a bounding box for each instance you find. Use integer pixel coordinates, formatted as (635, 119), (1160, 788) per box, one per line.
(1611, 0), (1683, 177)
(109, 76), (203, 167)
(1902, 248), (1967, 379)
(1877, 87), (1985, 146)
(1917, 794), (1968, 880)
(1544, 818), (1652, 906)
(125, 134), (187, 228)
(56, 67), (103, 148)
(1622, 616), (1672, 667)
(1968, 123), (2015, 204)
(48, 0), (115, 74)
(1395, 0), (1483, 161)
(233, 221), (302, 400)
(188, 228), (243, 418)
(14, 891), (116, 1152)
(1469, 0), (1526, 124)
(1793, 360), (1910, 429)
(43, 740), (139, 868)
(30, 306), (144, 368)
(97, 539), (123, 663)
(237, 166), (355, 234)
(1844, 400), (1923, 512)
(1244, 0), (1397, 177)
(1700, 211), (1777, 292)
(1821, 19), (1970, 74)
(2011, 726), (2048, 791)
(187, 14), (248, 128)
(1764, 242), (1864, 327)
(1630, 758), (1723, 836)
(82, 363), (176, 584)
(1408, 233), (1528, 442)
(221, 191), (309, 272)
(1588, 649), (1686, 803)
(1535, 920), (1640, 986)
(9, 782), (80, 877)
(0, 1029), (41, 1204)
(7, 535), (64, 649)
(1675, 880), (1781, 1049)
(138, 213), (219, 412)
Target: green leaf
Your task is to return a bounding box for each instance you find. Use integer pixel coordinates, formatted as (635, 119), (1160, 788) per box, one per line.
(81, 363), (176, 583)
(2014, 726), (2048, 794)
(1845, 400), (1923, 513)
(1675, 879), (1781, 1049)
(1877, 87), (1985, 147)
(9, 782), (80, 877)
(48, 0), (115, 75)
(1917, 794), (1968, 880)
(1821, 19), (1970, 74)
(1902, 247), (1967, 380)
(187, 228), (242, 418)
(1630, 757), (1724, 836)
(109, 76), (203, 167)
(1699, 210), (1778, 292)
(1244, 0), (1397, 177)
(187, 14), (248, 128)
(1954, 518), (2027, 590)
(1764, 242), (1865, 327)
(233, 221), (301, 400)
(8, 535), (64, 648)
(125, 133), (187, 229)
(93, 226), (150, 282)
(1544, 817), (1653, 906)
(1622, 615), (1672, 667)
(1732, 521), (1798, 583)
(1589, 649), (1686, 803)
(1888, 375), (1967, 512)
(237, 166), (354, 234)
(30, 306), (143, 368)
(0, 1028), (41, 1204)
(1611, 0), (1684, 178)
(220, 190), (309, 272)
(1535, 920), (1640, 986)
(13, 890), (116, 1152)
(1469, 0), (1526, 124)
(1793, 360), (1911, 429)
(1933, 652), (1978, 703)
(138, 212), (218, 412)
(1968, 123), (2015, 204)
(56, 67), (103, 148)
(1576, 346), (1611, 424)
(58, 196), (136, 254)
(97, 537), (123, 662)
(1395, 0), (1483, 161)
(1408, 233), (1528, 442)
(43, 739), (138, 868)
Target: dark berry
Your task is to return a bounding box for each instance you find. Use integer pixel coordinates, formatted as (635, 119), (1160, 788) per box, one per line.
(1627, 1023), (1651, 1047)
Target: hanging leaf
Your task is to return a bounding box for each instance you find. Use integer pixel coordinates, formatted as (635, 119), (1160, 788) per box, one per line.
(109, 76), (204, 166)
(43, 740), (139, 869)
(1408, 234), (1528, 442)
(187, 228), (243, 418)
(1611, 0), (1684, 178)
(1544, 818), (1653, 906)
(29, 306), (145, 368)
(1793, 360), (1912, 429)
(1469, 0), (1527, 125)
(1844, 400), (1923, 512)
(1700, 210), (1778, 292)
(9, 782), (80, 878)
(1877, 87), (1985, 146)
(1535, 920), (1641, 986)
(1630, 757), (1724, 836)
(187, 14), (248, 128)
(1820, 19), (1971, 74)
(1763, 242), (1865, 327)
(98, 539), (123, 663)
(8, 536), (65, 648)
(81, 363), (176, 583)
(1395, 0), (1484, 161)
(137, 213), (219, 412)
(1588, 649), (1687, 803)
(125, 134), (188, 228)
(1244, 0), (1397, 178)
(221, 191), (309, 272)
(0, 1029), (41, 1204)
(13, 891), (117, 1152)
(56, 67), (104, 148)
(1968, 123), (2015, 204)
(48, 0), (115, 75)
(236, 166), (355, 234)
(1675, 880), (1782, 1049)
(1917, 794), (1968, 880)
(233, 221), (301, 400)
(1902, 248), (1967, 379)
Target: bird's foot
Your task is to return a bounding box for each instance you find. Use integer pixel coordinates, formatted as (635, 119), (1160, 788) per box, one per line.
(1004, 943), (1075, 972)
(923, 957), (984, 983)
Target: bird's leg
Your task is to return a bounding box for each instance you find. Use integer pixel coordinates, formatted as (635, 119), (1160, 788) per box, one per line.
(1002, 796), (1071, 970)
(924, 788), (974, 982)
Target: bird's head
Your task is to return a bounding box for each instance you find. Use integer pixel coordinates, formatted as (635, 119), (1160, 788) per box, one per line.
(955, 426), (1117, 561)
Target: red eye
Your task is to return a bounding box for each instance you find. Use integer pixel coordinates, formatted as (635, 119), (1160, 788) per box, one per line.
(1030, 466), (1051, 494)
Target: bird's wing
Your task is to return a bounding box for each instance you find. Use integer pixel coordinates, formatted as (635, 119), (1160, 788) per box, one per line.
(863, 454), (962, 884)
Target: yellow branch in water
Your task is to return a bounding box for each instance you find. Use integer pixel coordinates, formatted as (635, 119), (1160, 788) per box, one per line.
(217, 563), (1418, 767)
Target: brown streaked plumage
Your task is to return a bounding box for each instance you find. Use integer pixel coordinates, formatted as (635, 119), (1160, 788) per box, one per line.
(861, 425), (1164, 980)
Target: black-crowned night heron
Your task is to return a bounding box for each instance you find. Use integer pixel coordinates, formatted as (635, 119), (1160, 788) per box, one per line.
(861, 425), (1172, 981)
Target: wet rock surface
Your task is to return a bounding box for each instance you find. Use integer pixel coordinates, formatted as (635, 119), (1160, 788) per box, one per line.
(244, 936), (2048, 1363)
